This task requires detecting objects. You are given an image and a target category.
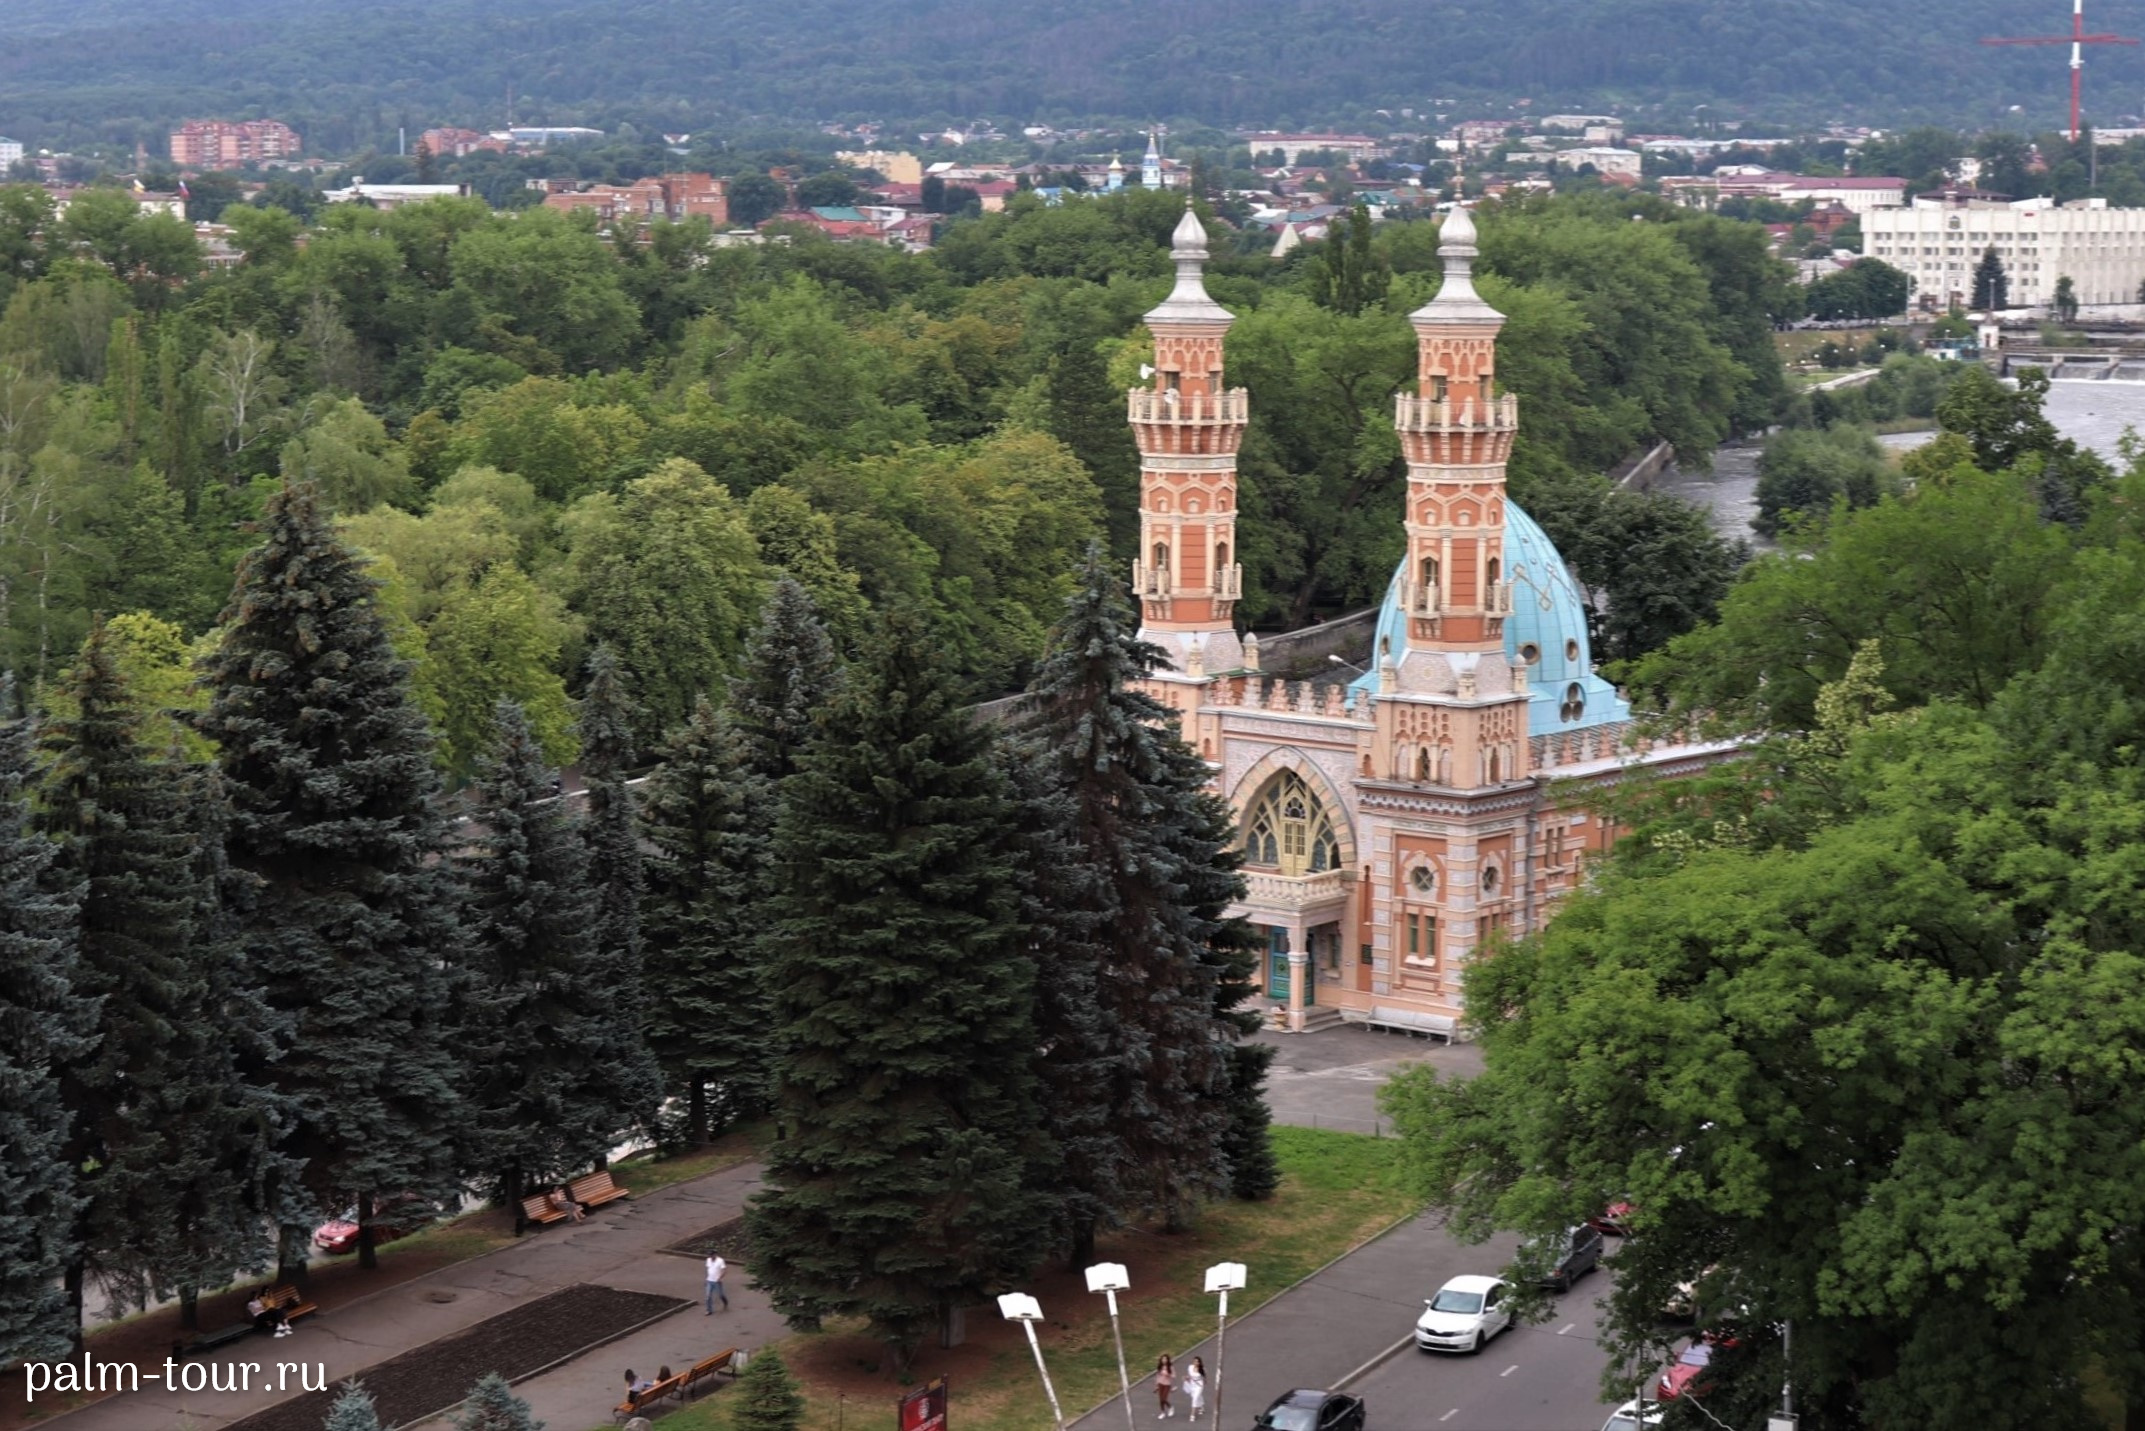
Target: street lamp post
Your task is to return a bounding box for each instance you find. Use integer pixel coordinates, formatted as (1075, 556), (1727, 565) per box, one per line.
(1205, 1263), (1248, 1431)
(1085, 1263), (1138, 1431)
(998, 1293), (1067, 1431)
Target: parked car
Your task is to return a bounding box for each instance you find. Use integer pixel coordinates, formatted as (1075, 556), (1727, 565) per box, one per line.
(1529, 1223), (1604, 1291)
(1414, 1274), (1513, 1354)
(1586, 1201), (1636, 1237)
(1253, 1388), (1366, 1431)
(312, 1193), (435, 1255)
(1656, 1338), (1722, 1401)
(1601, 1400), (1664, 1431)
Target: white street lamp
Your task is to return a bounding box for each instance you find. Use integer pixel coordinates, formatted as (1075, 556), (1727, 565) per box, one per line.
(1085, 1263), (1138, 1431)
(1205, 1263), (1247, 1431)
(998, 1292), (1066, 1430)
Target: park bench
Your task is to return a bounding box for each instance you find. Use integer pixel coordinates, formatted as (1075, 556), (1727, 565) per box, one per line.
(520, 1193), (572, 1227)
(1358, 1005), (1458, 1042)
(569, 1170), (632, 1210)
(684, 1347), (741, 1399)
(614, 1369), (688, 1420)
(173, 1319), (254, 1359)
(258, 1283), (319, 1324)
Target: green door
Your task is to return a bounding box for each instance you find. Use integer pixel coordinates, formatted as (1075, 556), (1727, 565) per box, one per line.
(1267, 926), (1290, 1001)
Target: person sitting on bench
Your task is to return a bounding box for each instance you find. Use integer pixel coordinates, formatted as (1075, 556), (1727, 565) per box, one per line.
(548, 1187), (586, 1222)
(247, 1295), (291, 1339)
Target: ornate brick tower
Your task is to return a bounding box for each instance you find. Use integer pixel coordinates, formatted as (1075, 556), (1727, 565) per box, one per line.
(1130, 205), (1248, 676)
(1370, 203), (1531, 790)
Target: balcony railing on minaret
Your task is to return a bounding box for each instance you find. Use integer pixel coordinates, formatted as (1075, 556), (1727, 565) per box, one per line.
(1131, 562), (1172, 598)
(1393, 392), (1518, 433)
(1133, 562), (1243, 604)
(1128, 388), (1250, 458)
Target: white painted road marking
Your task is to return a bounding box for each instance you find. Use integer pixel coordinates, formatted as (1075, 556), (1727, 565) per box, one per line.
(1439, 1410), (1460, 1421)
(1500, 1363), (1519, 1377)
(1557, 1322), (1576, 1335)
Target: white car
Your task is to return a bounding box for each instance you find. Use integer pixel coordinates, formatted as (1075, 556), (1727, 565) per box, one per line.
(1414, 1274), (1513, 1353)
(1601, 1401), (1664, 1431)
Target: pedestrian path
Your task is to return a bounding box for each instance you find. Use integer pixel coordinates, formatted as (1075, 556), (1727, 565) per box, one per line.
(1066, 1214), (1521, 1431)
(48, 1163), (783, 1431)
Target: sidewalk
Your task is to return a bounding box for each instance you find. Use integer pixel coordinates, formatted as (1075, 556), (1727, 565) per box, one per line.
(47, 1163), (775, 1431)
(1066, 1213), (1520, 1431)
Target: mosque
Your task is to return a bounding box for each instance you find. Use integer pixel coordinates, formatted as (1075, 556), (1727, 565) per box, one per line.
(1127, 204), (1733, 1036)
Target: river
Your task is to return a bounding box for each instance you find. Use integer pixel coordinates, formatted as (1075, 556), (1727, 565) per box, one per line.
(1648, 378), (2145, 545)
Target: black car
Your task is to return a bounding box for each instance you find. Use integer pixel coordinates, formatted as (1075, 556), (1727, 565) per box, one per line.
(1254, 1388), (1367, 1431)
(1531, 1223), (1605, 1291)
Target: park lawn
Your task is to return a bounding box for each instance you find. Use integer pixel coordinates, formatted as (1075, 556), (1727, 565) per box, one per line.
(610, 1124), (768, 1196)
(624, 1128), (1419, 1431)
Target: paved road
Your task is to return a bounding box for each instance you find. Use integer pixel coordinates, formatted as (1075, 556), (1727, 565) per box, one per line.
(1067, 1215), (1521, 1431)
(1257, 1026), (1482, 1137)
(1348, 1267), (1627, 1431)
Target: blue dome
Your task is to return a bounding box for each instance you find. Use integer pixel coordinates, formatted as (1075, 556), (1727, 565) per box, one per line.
(1349, 501), (1629, 735)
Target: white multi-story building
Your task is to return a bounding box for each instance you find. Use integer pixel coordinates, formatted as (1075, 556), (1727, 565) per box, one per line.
(1552, 146), (1642, 178)
(0, 137), (21, 171)
(1864, 194), (2145, 310)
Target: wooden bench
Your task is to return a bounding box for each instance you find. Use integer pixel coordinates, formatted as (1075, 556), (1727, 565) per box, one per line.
(570, 1170), (632, 1210)
(613, 1371), (688, 1420)
(173, 1320), (254, 1358)
(259, 1283), (318, 1323)
(684, 1348), (741, 1399)
(1358, 1005), (1458, 1042)
(521, 1193), (572, 1227)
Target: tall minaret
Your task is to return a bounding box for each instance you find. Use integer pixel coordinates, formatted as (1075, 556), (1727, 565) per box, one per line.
(1374, 203), (1530, 790)
(1130, 205), (1247, 674)
(1142, 127), (1164, 189)
(1394, 204), (1518, 672)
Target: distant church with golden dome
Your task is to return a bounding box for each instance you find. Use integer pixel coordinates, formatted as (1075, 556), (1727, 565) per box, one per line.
(1127, 204), (1732, 1035)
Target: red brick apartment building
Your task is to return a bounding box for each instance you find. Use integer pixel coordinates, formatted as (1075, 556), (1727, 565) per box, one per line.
(170, 120), (300, 167)
(540, 172), (729, 227)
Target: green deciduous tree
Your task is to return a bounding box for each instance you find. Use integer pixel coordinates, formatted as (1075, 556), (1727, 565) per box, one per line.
(198, 480), (465, 1274)
(748, 612), (1050, 1365)
(423, 563), (576, 778)
(561, 457), (765, 742)
(1753, 424), (1896, 536)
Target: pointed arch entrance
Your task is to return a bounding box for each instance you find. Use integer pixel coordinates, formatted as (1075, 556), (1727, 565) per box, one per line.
(1233, 755), (1356, 1010)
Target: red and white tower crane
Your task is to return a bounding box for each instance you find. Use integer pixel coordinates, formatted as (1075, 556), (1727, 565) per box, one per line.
(1983, 0), (2140, 144)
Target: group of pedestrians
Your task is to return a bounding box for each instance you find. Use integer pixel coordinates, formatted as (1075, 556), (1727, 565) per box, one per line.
(1151, 1352), (1207, 1420)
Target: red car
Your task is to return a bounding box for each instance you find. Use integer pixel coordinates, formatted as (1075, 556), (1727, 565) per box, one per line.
(1656, 1339), (1714, 1400)
(312, 1195), (434, 1255)
(1587, 1201), (1637, 1237)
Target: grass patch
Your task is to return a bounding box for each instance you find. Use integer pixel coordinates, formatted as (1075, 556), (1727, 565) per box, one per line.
(610, 1123), (767, 1196)
(615, 1128), (1418, 1431)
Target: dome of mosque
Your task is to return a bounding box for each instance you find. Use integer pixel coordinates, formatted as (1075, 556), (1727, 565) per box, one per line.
(1350, 501), (1629, 735)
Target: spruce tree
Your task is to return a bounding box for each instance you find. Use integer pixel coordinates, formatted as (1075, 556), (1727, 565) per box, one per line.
(1024, 546), (1258, 1233)
(732, 1346), (805, 1431)
(1221, 1041), (1281, 1201)
(40, 622), (273, 1333)
(640, 697), (770, 1143)
(450, 1372), (543, 1431)
(579, 643), (644, 992)
(727, 575), (840, 783)
(322, 1381), (383, 1431)
(0, 677), (92, 1365)
(459, 702), (659, 1218)
(748, 613), (1051, 1367)
(198, 479), (464, 1273)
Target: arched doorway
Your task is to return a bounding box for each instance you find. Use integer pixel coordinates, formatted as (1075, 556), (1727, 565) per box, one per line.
(1244, 772), (1342, 1003)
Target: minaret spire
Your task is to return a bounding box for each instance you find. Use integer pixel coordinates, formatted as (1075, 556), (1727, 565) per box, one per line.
(1129, 202), (1247, 674)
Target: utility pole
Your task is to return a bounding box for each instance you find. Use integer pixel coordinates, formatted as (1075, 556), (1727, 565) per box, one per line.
(1982, 0), (2139, 144)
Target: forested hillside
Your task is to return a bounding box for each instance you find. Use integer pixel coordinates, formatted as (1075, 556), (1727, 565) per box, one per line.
(0, 186), (1778, 748)
(0, 0), (2127, 149)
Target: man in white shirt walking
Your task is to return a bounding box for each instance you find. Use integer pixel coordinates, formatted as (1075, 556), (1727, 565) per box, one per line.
(705, 1253), (729, 1313)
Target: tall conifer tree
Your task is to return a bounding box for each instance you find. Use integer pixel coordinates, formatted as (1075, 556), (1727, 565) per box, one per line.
(640, 697), (769, 1143)
(459, 702), (659, 1216)
(748, 613), (1050, 1366)
(727, 575), (839, 783)
(0, 678), (92, 1364)
(579, 643), (644, 995)
(198, 479), (464, 1273)
(40, 622), (273, 1333)
(1025, 547), (1261, 1232)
